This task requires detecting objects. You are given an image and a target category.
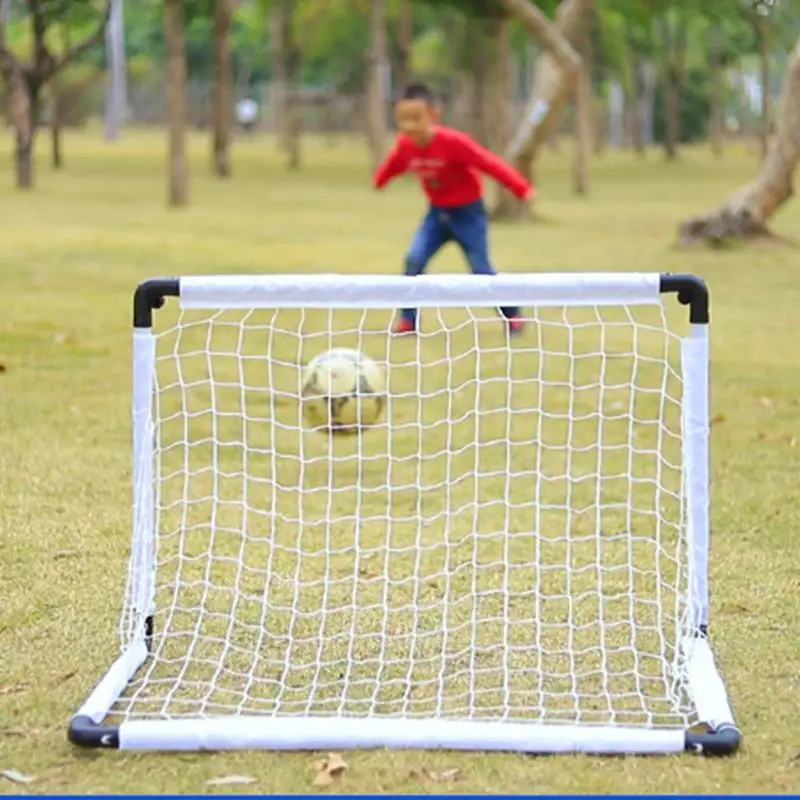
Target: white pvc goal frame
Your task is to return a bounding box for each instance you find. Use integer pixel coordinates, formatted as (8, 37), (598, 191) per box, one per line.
(68, 272), (740, 756)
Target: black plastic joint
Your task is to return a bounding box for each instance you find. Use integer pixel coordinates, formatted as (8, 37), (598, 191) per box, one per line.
(684, 723), (742, 756)
(67, 714), (121, 749)
(659, 273), (710, 325)
(133, 278), (180, 329)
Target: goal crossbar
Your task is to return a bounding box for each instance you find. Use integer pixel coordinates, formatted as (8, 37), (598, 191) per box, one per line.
(68, 271), (740, 756)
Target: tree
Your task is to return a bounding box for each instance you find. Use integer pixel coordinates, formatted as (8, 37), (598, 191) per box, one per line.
(104, 0), (127, 142)
(0, 0), (111, 189)
(572, 6), (592, 194)
(415, 0), (510, 154)
(164, 0), (188, 206)
(698, 0), (762, 158)
(365, 0), (388, 170)
(748, 0), (775, 159)
(707, 21), (725, 157)
(679, 33), (800, 245)
(492, 0), (585, 219)
(656, 5), (689, 160)
(269, 0), (302, 169)
(395, 0), (412, 91)
(211, 0), (233, 177)
(50, 24), (69, 169)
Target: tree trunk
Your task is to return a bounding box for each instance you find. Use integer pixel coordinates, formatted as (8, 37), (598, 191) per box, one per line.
(285, 43), (301, 170)
(630, 56), (645, 156)
(8, 71), (34, 189)
(607, 78), (624, 149)
(366, 0), (388, 171)
(756, 15), (771, 160)
(104, 0), (127, 141)
(708, 24), (724, 158)
(572, 56), (591, 194)
(273, 0), (301, 170)
(571, 8), (591, 192)
(493, 0), (584, 219)
(484, 15), (510, 154)
(484, 15), (514, 209)
(593, 97), (606, 154)
(679, 35), (800, 246)
(164, 0), (188, 207)
(462, 14), (489, 146)
(395, 0), (412, 93)
(664, 68), (681, 159)
(211, 0), (233, 177)
(269, 3), (288, 150)
(52, 25), (70, 169)
(51, 88), (63, 169)
(641, 61), (655, 147)
(658, 11), (687, 161)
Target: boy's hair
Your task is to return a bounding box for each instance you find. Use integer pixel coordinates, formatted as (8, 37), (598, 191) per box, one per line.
(399, 83), (437, 105)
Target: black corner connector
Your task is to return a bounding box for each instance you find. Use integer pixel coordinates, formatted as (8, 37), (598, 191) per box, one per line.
(133, 278), (180, 329)
(684, 723), (741, 756)
(659, 273), (710, 325)
(67, 714), (121, 749)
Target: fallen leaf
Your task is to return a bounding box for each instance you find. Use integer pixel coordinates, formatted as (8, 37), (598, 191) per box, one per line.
(411, 767), (462, 783)
(54, 670), (77, 685)
(709, 413), (726, 426)
(430, 768), (461, 782)
(312, 752), (348, 787)
(759, 396), (775, 408)
(2, 769), (36, 785)
(0, 684), (28, 697)
(721, 602), (753, 616)
(206, 775), (256, 787)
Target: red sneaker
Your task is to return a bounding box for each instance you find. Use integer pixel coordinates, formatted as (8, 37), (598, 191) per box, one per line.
(507, 315), (526, 336)
(392, 318), (417, 336)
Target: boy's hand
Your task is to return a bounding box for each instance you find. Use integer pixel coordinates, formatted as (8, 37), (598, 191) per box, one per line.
(490, 188), (537, 222)
(523, 187), (537, 211)
(513, 187), (536, 221)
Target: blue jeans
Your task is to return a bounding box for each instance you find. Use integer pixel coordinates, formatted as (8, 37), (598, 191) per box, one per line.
(401, 200), (519, 324)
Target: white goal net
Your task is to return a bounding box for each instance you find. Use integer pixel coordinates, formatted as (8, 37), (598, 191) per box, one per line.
(70, 273), (739, 755)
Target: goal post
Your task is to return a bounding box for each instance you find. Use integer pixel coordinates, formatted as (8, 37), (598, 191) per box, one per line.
(68, 271), (740, 756)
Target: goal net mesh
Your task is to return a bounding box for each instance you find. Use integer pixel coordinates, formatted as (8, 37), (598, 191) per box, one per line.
(117, 301), (695, 730)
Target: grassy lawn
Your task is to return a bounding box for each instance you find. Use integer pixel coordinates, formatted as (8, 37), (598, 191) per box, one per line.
(1, 128), (800, 794)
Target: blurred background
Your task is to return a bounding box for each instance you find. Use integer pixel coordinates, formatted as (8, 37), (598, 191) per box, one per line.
(1, 0), (797, 201)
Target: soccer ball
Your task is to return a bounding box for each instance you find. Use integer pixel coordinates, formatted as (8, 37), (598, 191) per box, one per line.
(301, 348), (386, 435)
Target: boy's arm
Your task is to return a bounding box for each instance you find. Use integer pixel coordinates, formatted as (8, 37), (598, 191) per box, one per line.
(452, 132), (534, 200)
(373, 139), (409, 189)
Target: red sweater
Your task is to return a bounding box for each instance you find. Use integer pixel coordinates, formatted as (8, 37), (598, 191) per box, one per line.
(373, 126), (533, 208)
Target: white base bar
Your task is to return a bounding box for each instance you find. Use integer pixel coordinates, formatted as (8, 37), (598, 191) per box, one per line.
(75, 640), (148, 724)
(71, 637), (735, 755)
(179, 272), (663, 310)
(119, 716), (686, 754)
(682, 635), (737, 731)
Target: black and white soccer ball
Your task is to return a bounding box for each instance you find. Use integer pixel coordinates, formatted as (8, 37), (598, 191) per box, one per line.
(301, 348), (386, 435)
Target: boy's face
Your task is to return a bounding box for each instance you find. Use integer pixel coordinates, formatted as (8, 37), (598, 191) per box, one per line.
(394, 98), (439, 145)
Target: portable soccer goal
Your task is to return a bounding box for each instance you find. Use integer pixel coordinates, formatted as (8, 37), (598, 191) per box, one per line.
(68, 271), (740, 755)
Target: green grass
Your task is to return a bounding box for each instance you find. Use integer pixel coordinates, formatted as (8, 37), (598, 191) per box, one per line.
(2, 128), (800, 794)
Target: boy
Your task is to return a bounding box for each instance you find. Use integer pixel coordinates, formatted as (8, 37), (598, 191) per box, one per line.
(373, 83), (535, 335)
